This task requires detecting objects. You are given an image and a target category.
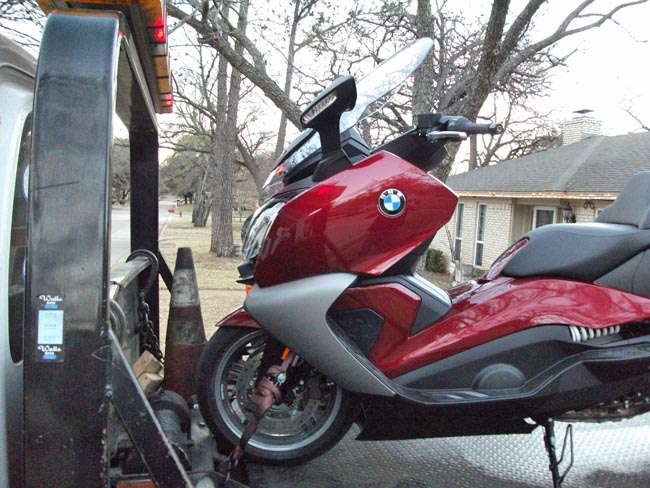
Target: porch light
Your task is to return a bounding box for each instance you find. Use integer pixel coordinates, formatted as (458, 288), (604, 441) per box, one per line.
(562, 203), (576, 223)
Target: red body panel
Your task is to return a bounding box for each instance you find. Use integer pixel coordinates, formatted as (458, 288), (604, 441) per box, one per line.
(215, 307), (260, 329)
(254, 151), (457, 287)
(370, 277), (650, 378)
(218, 279), (650, 381)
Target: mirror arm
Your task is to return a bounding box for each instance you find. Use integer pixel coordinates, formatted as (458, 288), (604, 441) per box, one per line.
(313, 149), (351, 182)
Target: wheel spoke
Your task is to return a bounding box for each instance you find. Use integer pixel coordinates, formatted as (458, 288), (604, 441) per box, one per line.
(212, 329), (345, 454)
(226, 361), (245, 382)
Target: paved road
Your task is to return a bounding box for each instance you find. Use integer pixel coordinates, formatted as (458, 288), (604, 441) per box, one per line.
(110, 201), (174, 266)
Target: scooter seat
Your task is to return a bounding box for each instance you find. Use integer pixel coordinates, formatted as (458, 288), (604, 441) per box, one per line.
(502, 223), (650, 282)
(504, 171), (650, 283)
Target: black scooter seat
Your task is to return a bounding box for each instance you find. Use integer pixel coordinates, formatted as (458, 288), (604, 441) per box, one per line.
(502, 223), (650, 282)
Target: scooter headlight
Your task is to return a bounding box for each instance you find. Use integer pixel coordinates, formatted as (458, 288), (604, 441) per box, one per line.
(241, 202), (284, 261)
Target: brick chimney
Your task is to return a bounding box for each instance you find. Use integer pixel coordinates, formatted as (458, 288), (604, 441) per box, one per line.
(561, 109), (602, 145)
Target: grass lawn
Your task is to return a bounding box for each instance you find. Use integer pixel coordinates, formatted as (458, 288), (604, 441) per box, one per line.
(159, 204), (247, 290)
(158, 205), (249, 337)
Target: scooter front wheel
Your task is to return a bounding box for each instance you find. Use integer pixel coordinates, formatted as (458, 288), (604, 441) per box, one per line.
(196, 327), (356, 465)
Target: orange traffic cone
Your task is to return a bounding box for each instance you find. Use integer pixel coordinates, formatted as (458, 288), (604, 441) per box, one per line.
(163, 247), (207, 400)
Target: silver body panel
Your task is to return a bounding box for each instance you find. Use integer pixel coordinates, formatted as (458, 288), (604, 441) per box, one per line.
(245, 273), (395, 397)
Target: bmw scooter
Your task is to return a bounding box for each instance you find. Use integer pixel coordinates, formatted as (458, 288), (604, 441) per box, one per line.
(197, 38), (650, 486)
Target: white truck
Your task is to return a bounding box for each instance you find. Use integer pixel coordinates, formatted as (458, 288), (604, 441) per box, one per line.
(0, 2), (239, 487)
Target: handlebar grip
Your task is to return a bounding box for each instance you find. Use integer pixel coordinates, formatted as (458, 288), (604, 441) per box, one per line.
(487, 122), (504, 134)
(445, 117), (504, 135)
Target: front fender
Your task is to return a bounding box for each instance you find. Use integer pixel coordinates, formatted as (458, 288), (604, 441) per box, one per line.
(215, 306), (261, 329)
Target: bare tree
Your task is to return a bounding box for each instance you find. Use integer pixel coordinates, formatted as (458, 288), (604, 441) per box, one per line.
(465, 99), (561, 169)
(163, 39), (220, 226)
(169, 0), (302, 126)
(159, 134), (213, 222)
(0, 0), (44, 47)
(625, 107), (650, 132)
(112, 138), (132, 203)
(236, 112), (275, 199)
(272, 0), (318, 160)
(170, 0), (647, 181)
(390, 0), (648, 178)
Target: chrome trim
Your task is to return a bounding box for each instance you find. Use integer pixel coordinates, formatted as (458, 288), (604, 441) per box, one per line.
(408, 273), (452, 307)
(426, 130), (467, 142)
(109, 256), (151, 300)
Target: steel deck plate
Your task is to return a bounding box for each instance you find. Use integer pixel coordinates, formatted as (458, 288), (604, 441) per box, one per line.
(247, 414), (650, 487)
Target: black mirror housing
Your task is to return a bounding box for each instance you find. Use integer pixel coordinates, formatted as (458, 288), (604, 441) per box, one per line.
(300, 75), (357, 155)
(301, 75), (357, 129)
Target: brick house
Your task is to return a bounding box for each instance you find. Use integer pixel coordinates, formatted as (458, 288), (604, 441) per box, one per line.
(430, 130), (650, 277)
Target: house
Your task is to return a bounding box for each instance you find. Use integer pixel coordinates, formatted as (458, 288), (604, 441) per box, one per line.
(430, 130), (650, 277)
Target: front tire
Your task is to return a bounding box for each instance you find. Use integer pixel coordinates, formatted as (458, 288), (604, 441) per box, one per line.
(196, 327), (356, 465)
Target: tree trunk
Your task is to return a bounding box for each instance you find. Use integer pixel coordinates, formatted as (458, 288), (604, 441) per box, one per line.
(412, 0), (436, 117)
(433, 0), (509, 180)
(273, 0), (302, 161)
(469, 134), (478, 171)
(209, 38), (229, 244)
(210, 0), (249, 256)
(432, 143), (462, 182)
(193, 168), (210, 227)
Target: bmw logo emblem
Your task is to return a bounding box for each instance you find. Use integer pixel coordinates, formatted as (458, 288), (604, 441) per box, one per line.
(378, 188), (406, 217)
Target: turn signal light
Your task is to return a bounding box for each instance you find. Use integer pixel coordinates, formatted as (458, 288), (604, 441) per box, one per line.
(161, 93), (173, 108)
(153, 25), (166, 42)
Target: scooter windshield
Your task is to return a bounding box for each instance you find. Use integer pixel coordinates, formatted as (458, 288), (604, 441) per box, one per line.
(264, 37), (434, 192)
(341, 37), (434, 131)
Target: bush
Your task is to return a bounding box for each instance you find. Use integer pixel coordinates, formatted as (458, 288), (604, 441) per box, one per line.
(425, 248), (448, 273)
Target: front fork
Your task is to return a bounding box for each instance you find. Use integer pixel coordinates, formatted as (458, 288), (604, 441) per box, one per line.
(255, 335), (287, 386)
(221, 335), (297, 474)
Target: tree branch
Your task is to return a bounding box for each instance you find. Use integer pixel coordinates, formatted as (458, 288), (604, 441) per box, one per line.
(168, 2), (302, 127)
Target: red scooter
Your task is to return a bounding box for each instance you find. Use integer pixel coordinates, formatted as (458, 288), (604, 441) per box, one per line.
(196, 39), (650, 486)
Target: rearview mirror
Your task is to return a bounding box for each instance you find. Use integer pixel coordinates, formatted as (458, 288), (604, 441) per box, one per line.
(300, 75), (357, 155)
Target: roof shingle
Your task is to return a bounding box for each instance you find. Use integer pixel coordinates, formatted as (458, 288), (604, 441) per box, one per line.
(447, 132), (650, 194)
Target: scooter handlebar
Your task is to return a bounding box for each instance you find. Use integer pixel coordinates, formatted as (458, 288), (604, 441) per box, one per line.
(441, 116), (504, 135)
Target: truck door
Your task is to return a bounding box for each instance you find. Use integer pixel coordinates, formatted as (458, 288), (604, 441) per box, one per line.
(0, 35), (36, 488)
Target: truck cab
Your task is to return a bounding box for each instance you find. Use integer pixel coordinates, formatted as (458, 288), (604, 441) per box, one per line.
(0, 34), (36, 488)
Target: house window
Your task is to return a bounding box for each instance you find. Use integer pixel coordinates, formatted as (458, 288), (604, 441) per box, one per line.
(454, 203), (464, 261)
(474, 203), (487, 267)
(533, 206), (556, 229)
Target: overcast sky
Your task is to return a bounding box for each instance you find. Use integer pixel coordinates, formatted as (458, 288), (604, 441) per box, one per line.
(524, 0), (650, 135)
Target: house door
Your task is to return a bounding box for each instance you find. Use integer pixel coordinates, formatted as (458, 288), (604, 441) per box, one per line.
(533, 206), (556, 228)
